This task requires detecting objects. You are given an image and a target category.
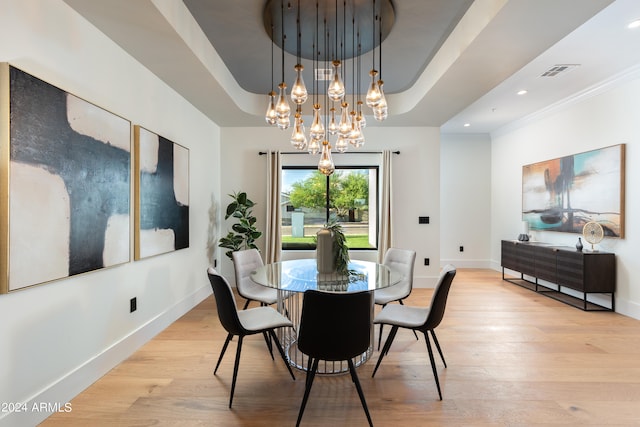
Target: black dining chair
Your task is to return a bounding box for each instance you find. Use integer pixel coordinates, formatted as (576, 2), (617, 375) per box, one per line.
(295, 289), (374, 427)
(372, 264), (456, 401)
(207, 268), (295, 408)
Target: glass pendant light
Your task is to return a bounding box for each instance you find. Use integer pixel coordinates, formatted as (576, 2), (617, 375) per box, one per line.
(328, 107), (338, 135)
(276, 82), (291, 129)
(291, 64), (308, 105)
(318, 140), (335, 176)
(335, 135), (348, 153)
(373, 81), (388, 121)
(365, 70), (382, 107)
(338, 102), (351, 137)
(265, 91), (277, 125)
(309, 104), (325, 141)
(356, 100), (366, 128)
(290, 112), (307, 150)
(348, 112), (365, 147)
(308, 137), (320, 155)
(327, 60), (346, 102)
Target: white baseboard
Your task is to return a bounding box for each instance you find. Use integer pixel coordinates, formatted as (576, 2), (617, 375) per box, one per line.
(1, 285), (212, 427)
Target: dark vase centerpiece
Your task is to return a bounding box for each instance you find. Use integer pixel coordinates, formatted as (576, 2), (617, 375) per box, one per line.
(316, 220), (350, 290)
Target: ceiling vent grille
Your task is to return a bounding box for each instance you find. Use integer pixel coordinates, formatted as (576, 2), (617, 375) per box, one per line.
(315, 68), (332, 81)
(540, 64), (580, 77)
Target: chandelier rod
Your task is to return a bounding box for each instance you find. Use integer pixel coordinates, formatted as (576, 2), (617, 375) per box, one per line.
(371, 0), (376, 70)
(280, 0), (285, 84)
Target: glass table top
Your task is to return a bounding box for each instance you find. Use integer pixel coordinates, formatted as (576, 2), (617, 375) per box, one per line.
(251, 258), (402, 293)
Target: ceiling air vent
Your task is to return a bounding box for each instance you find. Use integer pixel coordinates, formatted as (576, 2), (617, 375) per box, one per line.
(315, 68), (332, 81)
(540, 64), (580, 77)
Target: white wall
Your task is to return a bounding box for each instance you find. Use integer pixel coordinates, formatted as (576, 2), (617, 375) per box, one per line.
(219, 126), (442, 288)
(440, 133), (492, 267)
(490, 71), (640, 319)
(0, 1), (220, 425)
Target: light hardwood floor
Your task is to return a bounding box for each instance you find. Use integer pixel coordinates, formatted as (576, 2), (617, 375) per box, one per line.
(42, 269), (640, 426)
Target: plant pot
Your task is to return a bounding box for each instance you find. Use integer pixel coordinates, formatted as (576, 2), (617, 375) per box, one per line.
(316, 228), (336, 274)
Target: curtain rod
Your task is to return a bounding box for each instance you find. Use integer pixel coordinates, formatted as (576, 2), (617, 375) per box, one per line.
(259, 150), (400, 155)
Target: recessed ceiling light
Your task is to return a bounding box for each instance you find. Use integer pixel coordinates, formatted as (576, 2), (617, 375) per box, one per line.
(517, 89), (528, 95)
(628, 19), (640, 29)
(463, 123), (470, 127)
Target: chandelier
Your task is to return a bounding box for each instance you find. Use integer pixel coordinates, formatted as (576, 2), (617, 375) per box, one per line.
(264, 0), (395, 175)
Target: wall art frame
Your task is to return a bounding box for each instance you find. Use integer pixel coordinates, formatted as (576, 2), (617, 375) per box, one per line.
(1, 63), (132, 293)
(133, 125), (189, 260)
(522, 144), (625, 238)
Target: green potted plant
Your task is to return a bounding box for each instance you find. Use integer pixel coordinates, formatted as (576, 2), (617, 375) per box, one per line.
(218, 191), (262, 260)
(316, 218), (350, 276)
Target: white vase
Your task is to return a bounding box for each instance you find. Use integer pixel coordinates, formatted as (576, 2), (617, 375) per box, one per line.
(316, 228), (336, 273)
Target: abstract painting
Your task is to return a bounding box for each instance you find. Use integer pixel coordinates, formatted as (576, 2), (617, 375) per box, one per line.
(522, 144), (625, 237)
(1, 64), (131, 293)
(134, 125), (189, 260)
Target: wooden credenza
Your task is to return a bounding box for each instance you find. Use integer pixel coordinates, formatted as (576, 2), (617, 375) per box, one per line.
(501, 240), (615, 311)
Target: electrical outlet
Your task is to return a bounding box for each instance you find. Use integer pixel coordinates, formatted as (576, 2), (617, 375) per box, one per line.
(459, 246), (464, 252)
(130, 297), (137, 313)
(418, 216), (430, 224)
(424, 258), (429, 266)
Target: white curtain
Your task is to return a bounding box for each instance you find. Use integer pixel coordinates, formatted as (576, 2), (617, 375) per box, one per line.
(265, 150), (282, 263)
(377, 150), (393, 263)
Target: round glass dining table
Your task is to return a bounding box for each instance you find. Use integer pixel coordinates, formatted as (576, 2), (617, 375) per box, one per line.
(251, 258), (402, 374)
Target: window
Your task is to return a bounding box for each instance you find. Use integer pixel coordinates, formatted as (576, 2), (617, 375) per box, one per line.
(281, 166), (378, 250)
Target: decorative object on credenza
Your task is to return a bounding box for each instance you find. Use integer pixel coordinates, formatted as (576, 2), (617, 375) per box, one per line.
(1, 64), (131, 293)
(576, 237), (583, 252)
(134, 125), (189, 260)
(517, 220), (530, 241)
(583, 221), (604, 252)
(522, 144), (625, 237)
(218, 192), (262, 260)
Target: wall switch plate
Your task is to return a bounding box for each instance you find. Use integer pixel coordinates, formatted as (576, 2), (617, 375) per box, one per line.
(418, 216), (430, 224)
(130, 297), (137, 313)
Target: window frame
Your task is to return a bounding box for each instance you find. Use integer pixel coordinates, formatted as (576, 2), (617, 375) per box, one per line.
(281, 165), (379, 251)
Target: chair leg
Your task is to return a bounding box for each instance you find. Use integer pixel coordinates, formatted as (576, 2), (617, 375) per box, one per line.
(214, 333), (233, 374)
(262, 331), (275, 360)
(348, 359), (374, 427)
(429, 329), (447, 368)
(269, 329), (295, 380)
(296, 358), (319, 427)
(304, 356), (314, 387)
(372, 325), (399, 377)
(377, 304), (387, 350)
(229, 336), (244, 408)
(423, 331), (443, 400)
(242, 299), (251, 310)
(399, 300), (419, 341)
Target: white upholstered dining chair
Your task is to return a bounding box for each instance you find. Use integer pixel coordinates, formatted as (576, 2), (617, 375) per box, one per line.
(375, 247), (417, 348)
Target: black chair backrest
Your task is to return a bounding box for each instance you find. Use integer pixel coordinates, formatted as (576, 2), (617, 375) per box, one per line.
(297, 290), (373, 361)
(207, 271), (247, 336)
(422, 264), (457, 331)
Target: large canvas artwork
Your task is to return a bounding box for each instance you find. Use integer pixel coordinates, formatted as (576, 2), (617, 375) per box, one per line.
(1, 64), (131, 293)
(134, 125), (189, 260)
(522, 144), (625, 237)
